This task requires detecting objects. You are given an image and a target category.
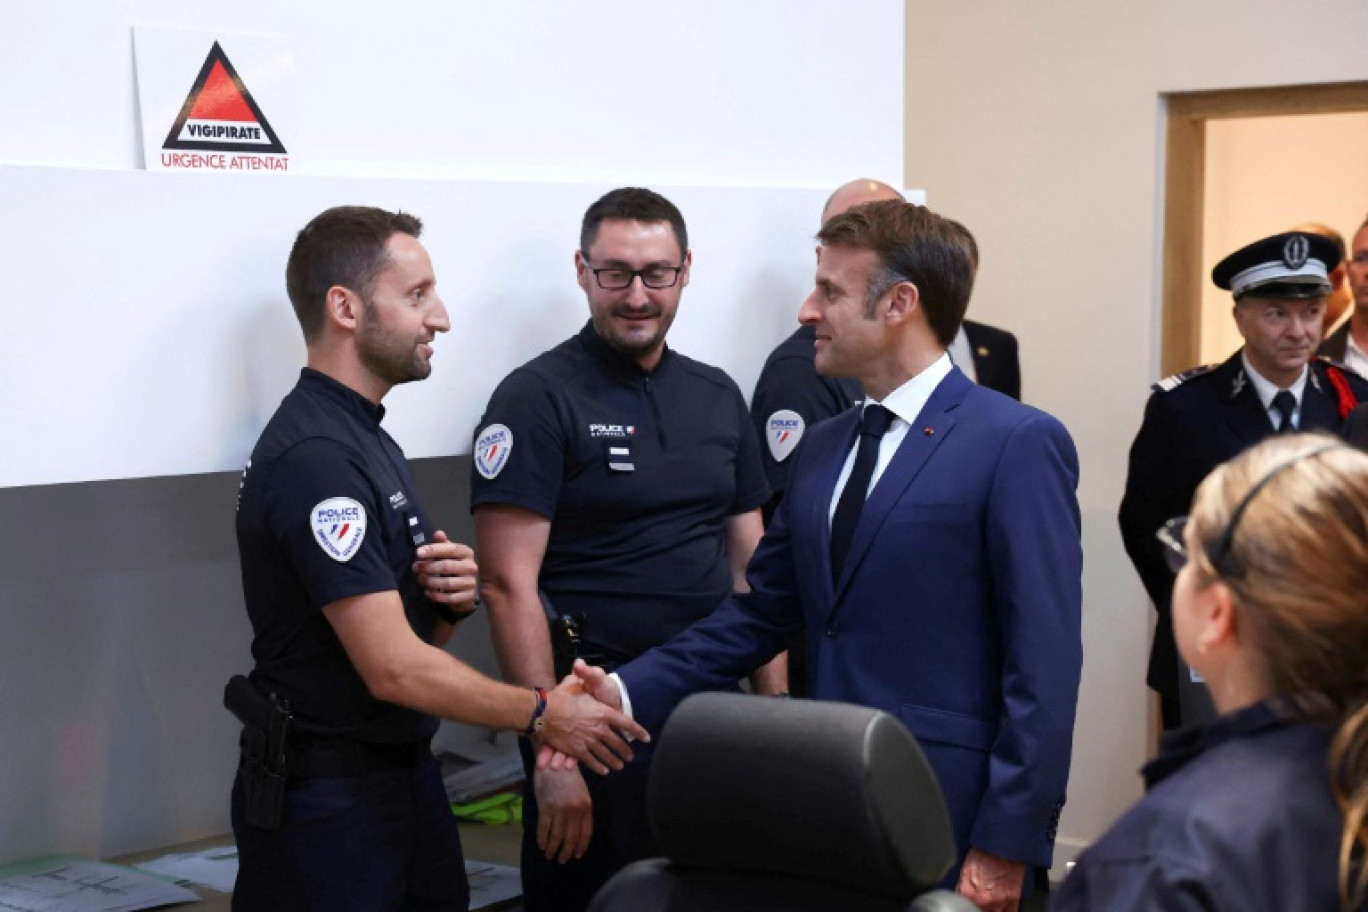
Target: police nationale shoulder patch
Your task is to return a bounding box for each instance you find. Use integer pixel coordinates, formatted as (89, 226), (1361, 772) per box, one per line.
(1152, 363), (1217, 394)
(475, 424), (512, 479)
(766, 410), (805, 463)
(311, 497), (367, 563)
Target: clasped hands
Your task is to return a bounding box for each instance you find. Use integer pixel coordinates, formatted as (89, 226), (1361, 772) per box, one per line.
(412, 535), (646, 774)
(536, 660), (628, 773)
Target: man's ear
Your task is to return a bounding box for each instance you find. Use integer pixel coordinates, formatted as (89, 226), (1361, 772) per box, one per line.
(884, 280), (920, 325)
(1231, 303), (1250, 342)
(574, 251), (591, 294)
(325, 285), (361, 332)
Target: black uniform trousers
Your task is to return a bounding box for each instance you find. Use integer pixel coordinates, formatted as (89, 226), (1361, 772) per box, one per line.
(231, 751), (468, 911)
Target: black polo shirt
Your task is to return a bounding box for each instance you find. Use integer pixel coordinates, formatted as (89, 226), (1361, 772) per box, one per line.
(750, 325), (863, 512)
(470, 321), (770, 663)
(236, 368), (440, 744)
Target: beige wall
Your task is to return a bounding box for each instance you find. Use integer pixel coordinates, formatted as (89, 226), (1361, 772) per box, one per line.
(1201, 112), (1368, 362)
(904, 0), (1368, 870)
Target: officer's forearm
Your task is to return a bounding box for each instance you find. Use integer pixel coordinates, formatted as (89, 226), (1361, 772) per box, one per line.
(474, 505), (557, 688)
(480, 575), (558, 689)
(323, 590), (542, 731)
(386, 644), (542, 730)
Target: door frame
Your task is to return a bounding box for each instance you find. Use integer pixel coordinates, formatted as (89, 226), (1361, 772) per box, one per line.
(1161, 81), (1368, 376)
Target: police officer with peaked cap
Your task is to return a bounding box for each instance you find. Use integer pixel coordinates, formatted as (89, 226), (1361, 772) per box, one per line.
(1119, 230), (1368, 731)
(230, 206), (647, 911)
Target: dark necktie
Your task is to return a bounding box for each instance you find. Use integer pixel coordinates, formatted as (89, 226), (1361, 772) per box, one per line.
(830, 404), (893, 583)
(1273, 390), (1296, 433)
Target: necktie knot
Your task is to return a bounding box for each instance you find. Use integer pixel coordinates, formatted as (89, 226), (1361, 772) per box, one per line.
(1273, 390), (1296, 433)
(860, 403), (893, 439)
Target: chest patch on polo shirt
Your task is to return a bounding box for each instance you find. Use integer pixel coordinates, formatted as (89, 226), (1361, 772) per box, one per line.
(475, 424), (513, 479)
(589, 423), (634, 438)
(311, 497), (367, 562)
(607, 443), (634, 472)
(766, 410), (805, 462)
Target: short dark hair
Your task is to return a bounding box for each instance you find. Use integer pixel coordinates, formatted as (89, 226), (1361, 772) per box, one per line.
(285, 206), (423, 341)
(580, 188), (688, 258)
(817, 200), (976, 347)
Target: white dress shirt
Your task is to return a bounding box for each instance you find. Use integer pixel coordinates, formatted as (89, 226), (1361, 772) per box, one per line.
(1240, 351), (1307, 431)
(1346, 331), (1368, 379)
(827, 353), (954, 522)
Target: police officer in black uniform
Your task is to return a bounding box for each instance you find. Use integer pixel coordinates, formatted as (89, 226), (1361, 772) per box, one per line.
(230, 206), (647, 911)
(471, 188), (779, 912)
(1119, 230), (1368, 732)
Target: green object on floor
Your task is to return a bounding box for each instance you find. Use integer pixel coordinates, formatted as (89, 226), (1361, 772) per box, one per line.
(451, 792), (523, 825)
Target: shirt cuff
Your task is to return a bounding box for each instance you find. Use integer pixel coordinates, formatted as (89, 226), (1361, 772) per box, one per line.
(609, 672), (634, 720)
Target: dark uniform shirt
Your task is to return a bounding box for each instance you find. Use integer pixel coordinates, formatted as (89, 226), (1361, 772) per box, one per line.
(1053, 701), (1349, 911)
(236, 368), (441, 745)
(1118, 351), (1368, 718)
(749, 324), (862, 517)
(470, 321), (770, 665)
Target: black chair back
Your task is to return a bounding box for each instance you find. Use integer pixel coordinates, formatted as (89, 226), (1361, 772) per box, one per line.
(589, 692), (977, 912)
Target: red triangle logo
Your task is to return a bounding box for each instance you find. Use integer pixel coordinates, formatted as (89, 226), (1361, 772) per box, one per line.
(163, 42), (286, 153)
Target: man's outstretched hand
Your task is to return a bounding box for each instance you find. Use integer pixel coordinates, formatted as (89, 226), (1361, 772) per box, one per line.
(538, 666), (645, 775)
(538, 660), (630, 773)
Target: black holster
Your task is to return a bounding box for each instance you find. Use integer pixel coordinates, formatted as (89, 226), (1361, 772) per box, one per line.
(541, 591), (609, 680)
(224, 675), (292, 831)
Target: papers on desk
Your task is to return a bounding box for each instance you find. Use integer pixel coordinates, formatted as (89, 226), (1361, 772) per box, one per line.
(130, 845), (520, 910)
(465, 859), (521, 910)
(0, 848), (518, 910)
(0, 858), (197, 911)
(134, 847), (238, 894)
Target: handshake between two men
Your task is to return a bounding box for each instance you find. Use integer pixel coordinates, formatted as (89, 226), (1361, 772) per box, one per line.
(535, 660), (633, 773)
(526, 660), (645, 775)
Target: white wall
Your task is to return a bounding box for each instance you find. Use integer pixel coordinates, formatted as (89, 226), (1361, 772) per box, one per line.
(904, 0), (1368, 868)
(4, 1), (902, 186)
(1, 0), (904, 488)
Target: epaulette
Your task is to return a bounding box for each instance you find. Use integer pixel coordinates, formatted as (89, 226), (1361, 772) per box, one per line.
(1316, 354), (1367, 380)
(1152, 363), (1217, 394)
(1315, 356), (1363, 419)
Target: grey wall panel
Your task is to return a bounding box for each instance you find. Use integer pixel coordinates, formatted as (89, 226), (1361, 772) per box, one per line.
(0, 454), (493, 862)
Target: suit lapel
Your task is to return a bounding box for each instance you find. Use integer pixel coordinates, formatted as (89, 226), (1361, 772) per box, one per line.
(830, 371), (967, 613)
(1320, 324), (1349, 362)
(1301, 365), (1339, 431)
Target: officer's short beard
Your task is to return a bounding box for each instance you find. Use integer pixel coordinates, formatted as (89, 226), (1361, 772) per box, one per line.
(356, 298), (431, 386)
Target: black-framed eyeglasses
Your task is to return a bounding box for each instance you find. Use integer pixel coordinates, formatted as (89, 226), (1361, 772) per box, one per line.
(582, 258), (685, 290)
(1156, 516), (1190, 574)
(1156, 439), (1350, 579)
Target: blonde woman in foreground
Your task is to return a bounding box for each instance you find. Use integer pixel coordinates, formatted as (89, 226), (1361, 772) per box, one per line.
(1055, 434), (1368, 911)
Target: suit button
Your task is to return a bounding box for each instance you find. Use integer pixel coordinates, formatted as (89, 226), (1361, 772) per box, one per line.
(825, 626), (837, 637)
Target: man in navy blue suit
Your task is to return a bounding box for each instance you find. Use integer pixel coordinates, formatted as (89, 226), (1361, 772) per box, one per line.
(565, 200), (1083, 911)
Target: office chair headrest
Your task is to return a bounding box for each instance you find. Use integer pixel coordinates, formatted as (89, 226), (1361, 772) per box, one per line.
(647, 693), (956, 899)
